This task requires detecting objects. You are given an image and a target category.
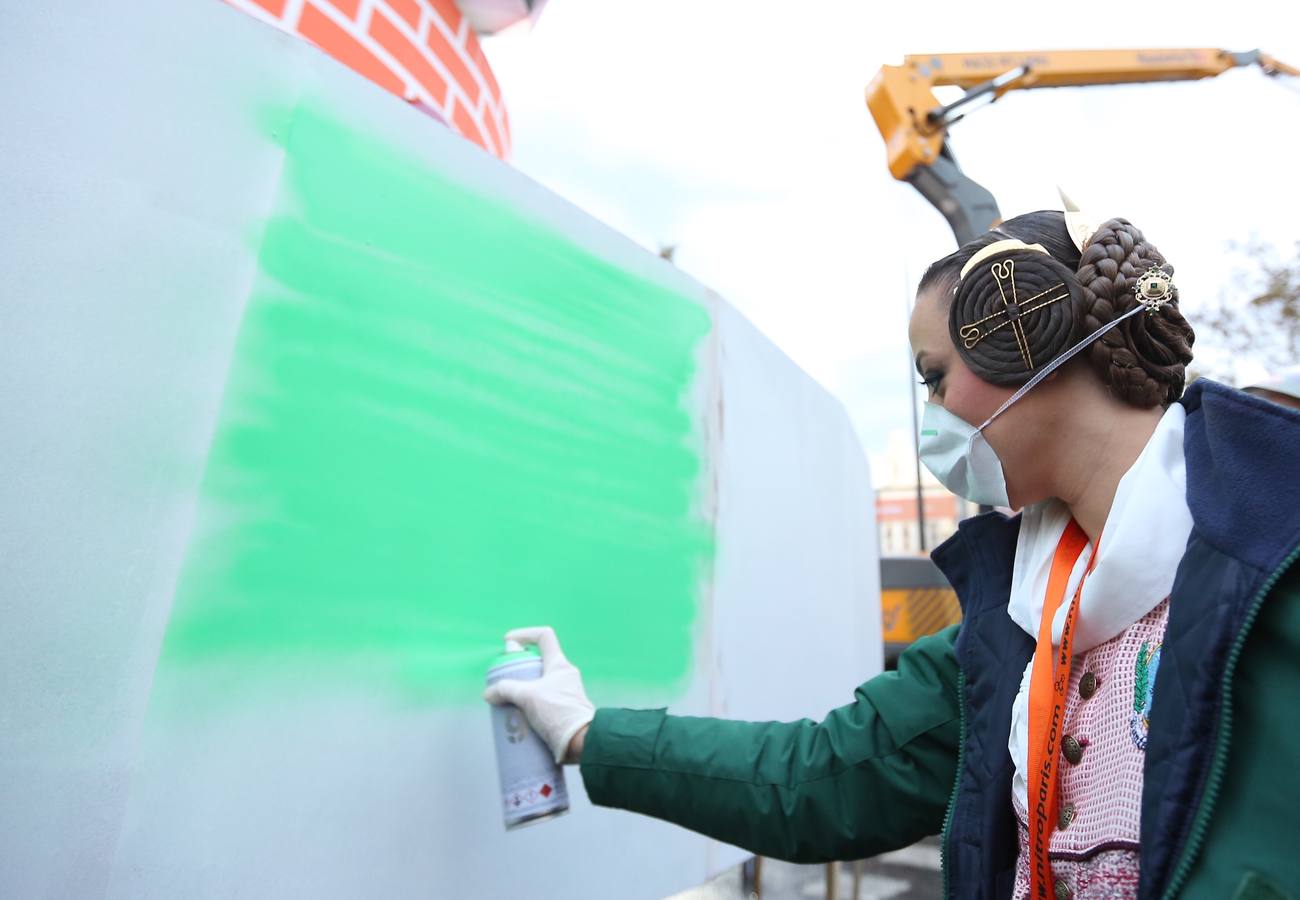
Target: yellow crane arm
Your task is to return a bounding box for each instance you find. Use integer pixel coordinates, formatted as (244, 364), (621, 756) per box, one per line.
(916, 48), (1295, 91)
(867, 48), (1298, 243)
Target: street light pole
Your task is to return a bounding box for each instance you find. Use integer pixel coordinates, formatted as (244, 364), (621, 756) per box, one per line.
(905, 268), (927, 553)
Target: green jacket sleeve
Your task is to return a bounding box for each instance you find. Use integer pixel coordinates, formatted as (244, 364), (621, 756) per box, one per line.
(577, 625), (962, 863)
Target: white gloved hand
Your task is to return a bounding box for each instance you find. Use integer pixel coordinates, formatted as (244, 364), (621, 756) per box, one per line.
(482, 625), (595, 766)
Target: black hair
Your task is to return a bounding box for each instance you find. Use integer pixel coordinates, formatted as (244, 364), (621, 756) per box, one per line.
(917, 210), (1194, 407)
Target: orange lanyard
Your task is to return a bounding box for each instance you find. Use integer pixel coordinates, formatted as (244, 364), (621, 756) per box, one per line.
(1026, 519), (1098, 900)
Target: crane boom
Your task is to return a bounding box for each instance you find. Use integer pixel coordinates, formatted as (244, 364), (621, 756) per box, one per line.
(867, 48), (1299, 244)
(916, 48), (1296, 90)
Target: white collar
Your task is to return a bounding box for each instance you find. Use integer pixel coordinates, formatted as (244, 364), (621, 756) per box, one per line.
(1005, 402), (1192, 653)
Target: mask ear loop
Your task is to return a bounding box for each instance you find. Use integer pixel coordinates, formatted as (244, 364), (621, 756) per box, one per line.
(975, 302), (1149, 432)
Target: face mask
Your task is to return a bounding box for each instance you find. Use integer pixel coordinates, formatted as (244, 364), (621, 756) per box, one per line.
(918, 301), (1152, 507)
(919, 402), (1012, 507)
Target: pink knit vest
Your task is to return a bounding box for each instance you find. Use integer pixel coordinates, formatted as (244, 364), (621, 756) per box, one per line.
(1010, 596), (1171, 898)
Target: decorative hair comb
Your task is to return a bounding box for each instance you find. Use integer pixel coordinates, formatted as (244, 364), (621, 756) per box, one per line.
(1058, 186), (1099, 253)
(958, 239), (1049, 280)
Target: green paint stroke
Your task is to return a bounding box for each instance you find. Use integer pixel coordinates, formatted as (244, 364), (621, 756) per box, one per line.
(159, 103), (714, 705)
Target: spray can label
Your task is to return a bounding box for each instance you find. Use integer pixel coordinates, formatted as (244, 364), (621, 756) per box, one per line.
(487, 649), (570, 829)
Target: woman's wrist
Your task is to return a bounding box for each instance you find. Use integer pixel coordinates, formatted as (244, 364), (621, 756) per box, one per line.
(565, 722), (590, 764)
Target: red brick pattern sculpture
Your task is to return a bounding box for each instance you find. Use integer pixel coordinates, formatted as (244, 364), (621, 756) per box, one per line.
(229, 0), (511, 159)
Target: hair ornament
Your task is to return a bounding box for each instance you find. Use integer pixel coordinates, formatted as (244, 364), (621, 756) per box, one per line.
(957, 259), (1072, 370)
(1134, 266), (1175, 313)
(1058, 186), (1099, 253)
(958, 239), (1050, 280)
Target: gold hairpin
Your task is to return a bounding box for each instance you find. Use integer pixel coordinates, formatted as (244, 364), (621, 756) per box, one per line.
(958, 272), (1070, 371)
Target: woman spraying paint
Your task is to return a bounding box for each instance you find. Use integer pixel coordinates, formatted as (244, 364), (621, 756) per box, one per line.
(484, 206), (1300, 898)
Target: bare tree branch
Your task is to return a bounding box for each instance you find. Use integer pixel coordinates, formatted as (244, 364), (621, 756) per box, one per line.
(1194, 238), (1300, 385)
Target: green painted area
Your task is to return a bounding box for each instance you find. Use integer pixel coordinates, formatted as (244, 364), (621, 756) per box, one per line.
(159, 103), (714, 705)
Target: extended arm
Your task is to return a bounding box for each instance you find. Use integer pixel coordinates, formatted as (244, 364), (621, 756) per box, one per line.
(578, 626), (962, 863)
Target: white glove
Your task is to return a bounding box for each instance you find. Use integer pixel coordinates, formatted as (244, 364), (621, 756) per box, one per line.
(482, 625), (596, 766)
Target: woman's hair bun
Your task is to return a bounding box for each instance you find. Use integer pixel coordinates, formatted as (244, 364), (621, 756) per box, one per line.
(1075, 218), (1194, 407)
(949, 248), (1083, 385)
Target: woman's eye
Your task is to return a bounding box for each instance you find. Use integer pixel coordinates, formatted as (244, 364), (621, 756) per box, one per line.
(919, 372), (943, 396)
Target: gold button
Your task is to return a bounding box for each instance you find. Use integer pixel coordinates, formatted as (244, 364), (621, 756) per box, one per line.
(1063, 735), (1084, 765)
(1079, 672), (1098, 699)
(1054, 879), (1073, 899)
(1058, 801), (1076, 830)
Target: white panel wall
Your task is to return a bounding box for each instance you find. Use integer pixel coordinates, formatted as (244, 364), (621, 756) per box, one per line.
(0, 2), (881, 897)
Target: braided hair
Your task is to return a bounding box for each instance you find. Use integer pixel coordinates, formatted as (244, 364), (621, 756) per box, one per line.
(917, 210), (1195, 407)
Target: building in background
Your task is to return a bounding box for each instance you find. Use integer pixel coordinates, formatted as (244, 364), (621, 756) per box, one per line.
(225, 0), (548, 160)
(872, 428), (974, 556)
(872, 429), (969, 663)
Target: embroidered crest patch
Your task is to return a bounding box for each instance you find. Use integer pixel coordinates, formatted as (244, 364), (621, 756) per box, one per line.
(1130, 639), (1162, 750)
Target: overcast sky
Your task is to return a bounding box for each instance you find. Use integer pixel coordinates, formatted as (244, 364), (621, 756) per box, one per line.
(484, 1), (1300, 468)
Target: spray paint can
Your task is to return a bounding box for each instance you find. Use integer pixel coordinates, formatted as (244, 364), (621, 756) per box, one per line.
(487, 639), (570, 830)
